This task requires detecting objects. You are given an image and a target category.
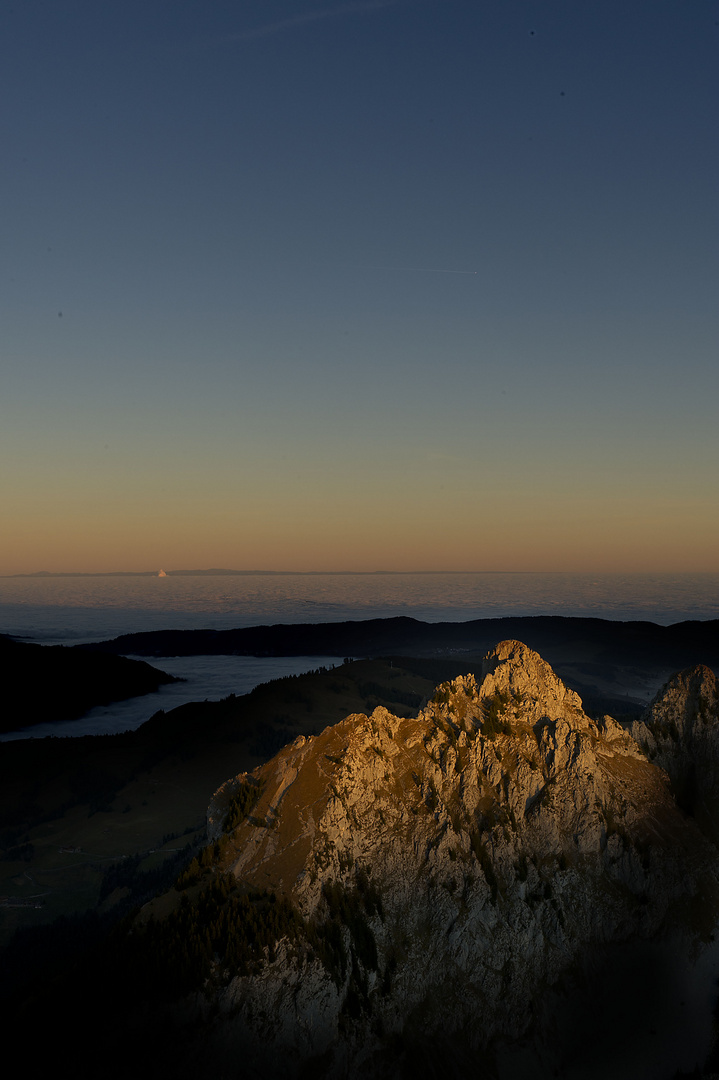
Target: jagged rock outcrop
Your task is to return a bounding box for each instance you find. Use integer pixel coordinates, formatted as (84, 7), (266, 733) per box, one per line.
(194, 641), (719, 1078)
(632, 665), (719, 845)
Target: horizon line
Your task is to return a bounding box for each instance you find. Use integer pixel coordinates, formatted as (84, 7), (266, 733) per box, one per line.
(4, 568), (717, 579)
(6, 568), (557, 578)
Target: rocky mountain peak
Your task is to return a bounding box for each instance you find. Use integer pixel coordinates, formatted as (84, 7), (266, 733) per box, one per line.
(478, 638), (585, 723)
(642, 663), (718, 741)
(192, 642), (719, 1077)
(632, 662), (719, 845)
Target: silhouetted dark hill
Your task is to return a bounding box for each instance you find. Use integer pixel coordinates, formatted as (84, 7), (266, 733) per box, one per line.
(0, 634), (178, 733)
(81, 615), (719, 671)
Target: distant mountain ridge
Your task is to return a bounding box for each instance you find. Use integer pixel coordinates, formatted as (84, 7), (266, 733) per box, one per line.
(8, 569), (490, 577)
(8, 568), (260, 577)
(82, 614), (719, 670)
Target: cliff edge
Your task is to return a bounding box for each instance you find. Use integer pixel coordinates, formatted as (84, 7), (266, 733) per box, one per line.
(185, 641), (719, 1078)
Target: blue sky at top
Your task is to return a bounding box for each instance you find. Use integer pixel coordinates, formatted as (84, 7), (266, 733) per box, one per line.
(1, 0), (717, 572)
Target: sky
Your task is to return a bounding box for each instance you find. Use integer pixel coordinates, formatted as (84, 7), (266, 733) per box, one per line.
(1, 0), (717, 574)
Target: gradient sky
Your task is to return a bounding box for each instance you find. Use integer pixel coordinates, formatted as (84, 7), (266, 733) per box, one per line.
(2, 0), (717, 574)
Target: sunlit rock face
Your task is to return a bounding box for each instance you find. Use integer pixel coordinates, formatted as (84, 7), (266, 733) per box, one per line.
(632, 664), (719, 844)
(202, 642), (719, 1079)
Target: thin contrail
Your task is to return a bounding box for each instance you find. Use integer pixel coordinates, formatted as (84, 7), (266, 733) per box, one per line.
(356, 264), (477, 275)
(413, 268), (477, 275)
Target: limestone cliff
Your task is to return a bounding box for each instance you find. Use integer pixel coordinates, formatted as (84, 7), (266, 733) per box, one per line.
(632, 664), (719, 847)
(191, 641), (719, 1078)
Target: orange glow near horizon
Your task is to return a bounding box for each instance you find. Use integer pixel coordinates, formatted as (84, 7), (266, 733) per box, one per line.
(2, 6), (717, 582)
(3, 490), (718, 577)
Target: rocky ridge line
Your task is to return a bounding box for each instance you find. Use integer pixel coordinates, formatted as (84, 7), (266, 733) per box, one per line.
(196, 640), (719, 1078)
